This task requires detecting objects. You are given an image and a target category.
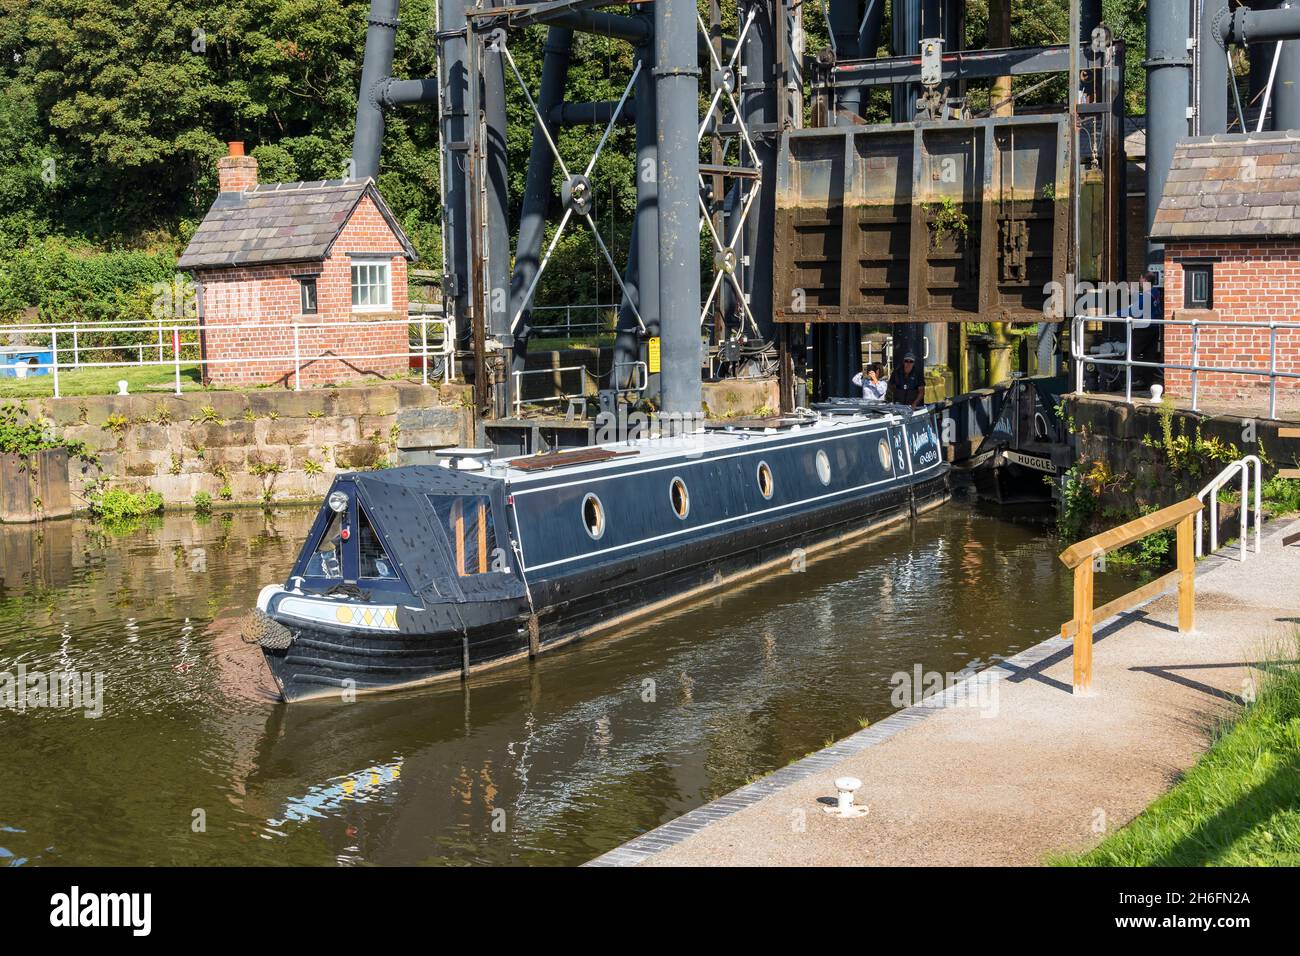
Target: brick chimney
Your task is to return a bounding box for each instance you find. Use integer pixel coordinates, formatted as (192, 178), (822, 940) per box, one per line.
(217, 141), (258, 193)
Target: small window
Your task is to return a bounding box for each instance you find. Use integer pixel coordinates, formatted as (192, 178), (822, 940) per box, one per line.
(756, 461), (774, 499)
(1184, 264), (1213, 310)
(305, 510), (345, 578)
(877, 439), (892, 471)
(427, 494), (498, 575)
(582, 493), (605, 540)
(670, 477), (690, 519)
(299, 277), (318, 315)
(358, 508), (397, 580)
(815, 449), (831, 486)
(351, 259), (391, 309)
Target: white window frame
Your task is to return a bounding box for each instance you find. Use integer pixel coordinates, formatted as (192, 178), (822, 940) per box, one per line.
(350, 257), (392, 312)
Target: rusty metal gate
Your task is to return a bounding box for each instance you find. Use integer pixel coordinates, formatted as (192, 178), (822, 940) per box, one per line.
(773, 115), (1070, 324)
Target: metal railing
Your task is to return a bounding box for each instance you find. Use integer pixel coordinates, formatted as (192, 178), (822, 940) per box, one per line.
(0, 316), (456, 396)
(1071, 313), (1300, 418)
(527, 304), (618, 338)
(512, 365), (590, 417)
(610, 360), (648, 393)
(1196, 455), (1263, 561)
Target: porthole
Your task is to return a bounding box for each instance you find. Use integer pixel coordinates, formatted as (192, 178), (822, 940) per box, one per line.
(582, 493), (605, 540)
(670, 476), (690, 519)
(756, 461), (774, 499)
(1033, 411), (1050, 441)
(815, 449), (831, 486)
(878, 439), (892, 471)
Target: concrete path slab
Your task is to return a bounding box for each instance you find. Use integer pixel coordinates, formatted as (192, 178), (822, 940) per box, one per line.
(589, 518), (1300, 867)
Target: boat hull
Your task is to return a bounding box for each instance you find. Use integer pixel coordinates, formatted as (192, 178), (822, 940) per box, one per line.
(261, 467), (949, 702)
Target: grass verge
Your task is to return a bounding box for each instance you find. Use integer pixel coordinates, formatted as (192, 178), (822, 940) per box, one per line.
(1055, 635), (1300, 866)
(0, 363), (203, 397)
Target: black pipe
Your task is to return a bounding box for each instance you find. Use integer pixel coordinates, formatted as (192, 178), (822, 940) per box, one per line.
(484, 3), (511, 345)
(1278, 4), (1300, 129)
(1146, 0), (1191, 267)
(438, 0), (472, 346)
(549, 100), (637, 126)
(615, 37), (659, 396)
(1203, 2), (1300, 134)
(828, 0), (863, 116)
(655, 0), (703, 419)
(534, 9), (650, 43)
(351, 0), (400, 180)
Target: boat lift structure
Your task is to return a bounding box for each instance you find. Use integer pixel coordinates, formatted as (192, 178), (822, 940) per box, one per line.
(344, 0), (1300, 443)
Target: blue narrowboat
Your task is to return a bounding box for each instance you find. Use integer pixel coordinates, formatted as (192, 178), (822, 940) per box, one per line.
(252, 403), (949, 702)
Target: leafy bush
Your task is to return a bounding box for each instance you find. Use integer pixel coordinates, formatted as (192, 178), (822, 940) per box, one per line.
(0, 403), (62, 455)
(193, 491), (213, 515)
(0, 236), (177, 324)
(1262, 475), (1300, 515)
(0, 402), (92, 461)
(87, 487), (164, 521)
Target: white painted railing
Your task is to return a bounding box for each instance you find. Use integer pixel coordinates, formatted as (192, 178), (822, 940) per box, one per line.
(0, 316), (456, 396)
(1071, 313), (1300, 419)
(512, 365), (590, 418)
(1195, 455), (1262, 561)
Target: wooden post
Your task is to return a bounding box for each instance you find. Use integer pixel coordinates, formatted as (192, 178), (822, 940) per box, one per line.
(1072, 558), (1095, 695)
(1177, 513), (1195, 633)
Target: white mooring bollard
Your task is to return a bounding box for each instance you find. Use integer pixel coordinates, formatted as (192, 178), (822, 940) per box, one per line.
(824, 776), (869, 818)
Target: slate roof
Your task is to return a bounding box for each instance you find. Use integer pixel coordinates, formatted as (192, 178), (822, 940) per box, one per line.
(1151, 131), (1300, 241)
(177, 179), (417, 270)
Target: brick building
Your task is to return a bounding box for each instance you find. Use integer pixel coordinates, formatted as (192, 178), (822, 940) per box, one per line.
(1151, 131), (1300, 407)
(178, 143), (418, 387)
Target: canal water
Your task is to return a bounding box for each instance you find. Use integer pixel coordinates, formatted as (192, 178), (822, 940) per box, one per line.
(0, 498), (1151, 866)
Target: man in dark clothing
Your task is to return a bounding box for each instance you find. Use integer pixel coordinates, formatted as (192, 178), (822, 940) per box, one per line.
(887, 352), (925, 409)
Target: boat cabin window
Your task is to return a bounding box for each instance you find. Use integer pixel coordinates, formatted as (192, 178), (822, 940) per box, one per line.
(305, 510), (345, 579)
(427, 494), (499, 576)
(358, 508), (398, 580)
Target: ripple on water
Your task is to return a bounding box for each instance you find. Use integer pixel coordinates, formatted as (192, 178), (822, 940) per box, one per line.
(0, 502), (1155, 865)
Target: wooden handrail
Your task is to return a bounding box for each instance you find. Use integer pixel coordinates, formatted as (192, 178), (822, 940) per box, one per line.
(1058, 496), (1203, 695)
(1058, 497), (1203, 569)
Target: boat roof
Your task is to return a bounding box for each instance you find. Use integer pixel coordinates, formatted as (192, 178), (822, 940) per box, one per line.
(486, 404), (923, 486)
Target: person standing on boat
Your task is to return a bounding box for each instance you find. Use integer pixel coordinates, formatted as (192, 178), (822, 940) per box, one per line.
(851, 362), (887, 401)
(887, 353), (925, 409)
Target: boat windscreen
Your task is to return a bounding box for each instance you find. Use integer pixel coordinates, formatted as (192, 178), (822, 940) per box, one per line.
(349, 468), (527, 603)
(304, 510), (345, 578)
(358, 507), (399, 580)
(427, 494), (499, 576)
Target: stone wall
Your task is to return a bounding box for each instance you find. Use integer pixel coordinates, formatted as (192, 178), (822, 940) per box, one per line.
(18, 383), (472, 512)
(1067, 395), (1300, 513)
(701, 378), (780, 418)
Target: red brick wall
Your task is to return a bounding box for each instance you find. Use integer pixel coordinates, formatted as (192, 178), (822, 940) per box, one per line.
(195, 195), (410, 387)
(1163, 239), (1300, 404)
(217, 155), (258, 193)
